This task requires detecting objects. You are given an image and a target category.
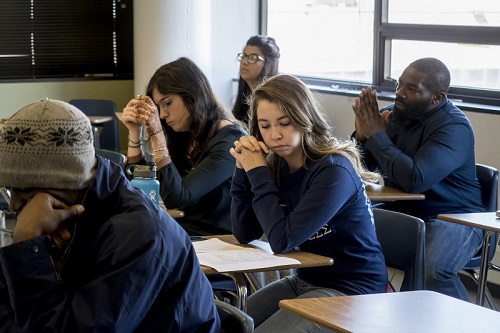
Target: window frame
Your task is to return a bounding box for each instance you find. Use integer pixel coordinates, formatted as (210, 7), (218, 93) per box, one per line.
(261, 0), (500, 112)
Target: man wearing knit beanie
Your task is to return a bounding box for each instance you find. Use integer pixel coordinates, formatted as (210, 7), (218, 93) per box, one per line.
(0, 98), (96, 190)
(0, 99), (220, 332)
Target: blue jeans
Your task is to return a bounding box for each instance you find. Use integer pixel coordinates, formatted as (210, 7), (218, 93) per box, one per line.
(426, 219), (482, 301)
(247, 275), (345, 333)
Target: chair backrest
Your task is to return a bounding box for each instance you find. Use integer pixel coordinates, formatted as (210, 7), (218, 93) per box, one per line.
(373, 208), (426, 291)
(215, 299), (254, 333)
(476, 163), (499, 212)
(69, 99), (120, 152)
(464, 164), (499, 268)
(96, 149), (126, 170)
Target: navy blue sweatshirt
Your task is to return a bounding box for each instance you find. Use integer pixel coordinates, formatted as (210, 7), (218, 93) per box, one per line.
(231, 154), (387, 295)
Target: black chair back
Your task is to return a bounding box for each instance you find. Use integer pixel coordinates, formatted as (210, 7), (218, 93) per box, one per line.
(215, 299), (254, 333)
(463, 164), (499, 268)
(96, 149), (126, 170)
(460, 164), (499, 309)
(476, 163), (499, 212)
(373, 208), (426, 291)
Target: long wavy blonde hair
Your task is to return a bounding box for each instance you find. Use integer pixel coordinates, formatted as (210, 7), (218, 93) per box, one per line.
(248, 74), (380, 183)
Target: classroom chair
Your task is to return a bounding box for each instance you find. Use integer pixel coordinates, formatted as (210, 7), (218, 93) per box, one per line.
(69, 99), (120, 152)
(461, 163), (499, 310)
(373, 208), (426, 291)
(96, 148), (126, 170)
(215, 299), (254, 333)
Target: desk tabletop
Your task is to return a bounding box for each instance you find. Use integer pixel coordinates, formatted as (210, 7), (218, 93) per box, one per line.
(438, 212), (500, 233)
(88, 116), (114, 124)
(166, 209), (184, 219)
(279, 290), (500, 333)
(201, 234), (333, 274)
(365, 183), (425, 202)
(158, 198), (184, 219)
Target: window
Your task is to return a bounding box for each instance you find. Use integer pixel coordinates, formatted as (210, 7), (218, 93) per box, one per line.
(265, 0), (375, 83)
(0, 0), (133, 81)
(263, 0), (500, 107)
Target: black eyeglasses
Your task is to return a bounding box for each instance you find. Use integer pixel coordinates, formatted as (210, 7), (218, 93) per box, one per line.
(156, 96), (173, 110)
(237, 53), (265, 64)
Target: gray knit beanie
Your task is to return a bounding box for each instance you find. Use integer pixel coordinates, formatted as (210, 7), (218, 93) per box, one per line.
(0, 99), (96, 190)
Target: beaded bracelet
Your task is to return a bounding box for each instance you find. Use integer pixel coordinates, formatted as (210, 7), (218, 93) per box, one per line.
(153, 147), (168, 152)
(154, 153), (170, 164)
(128, 143), (142, 149)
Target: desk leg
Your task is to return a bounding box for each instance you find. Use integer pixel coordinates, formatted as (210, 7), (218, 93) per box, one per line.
(223, 272), (248, 312)
(92, 126), (100, 149)
(476, 231), (492, 306)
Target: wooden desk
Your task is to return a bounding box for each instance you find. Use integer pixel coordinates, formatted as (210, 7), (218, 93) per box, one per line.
(166, 209), (184, 219)
(279, 290), (500, 333)
(438, 212), (500, 306)
(201, 235), (333, 311)
(365, 183), (425, 202)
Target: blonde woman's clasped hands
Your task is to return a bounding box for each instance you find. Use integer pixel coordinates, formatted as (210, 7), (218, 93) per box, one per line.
(230, 135), (269, 172)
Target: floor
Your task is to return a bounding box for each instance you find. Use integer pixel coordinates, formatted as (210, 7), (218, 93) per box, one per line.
(461, 272), (500, 310)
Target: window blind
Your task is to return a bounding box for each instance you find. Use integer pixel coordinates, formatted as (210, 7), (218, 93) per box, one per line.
(0, 0), (133, 80)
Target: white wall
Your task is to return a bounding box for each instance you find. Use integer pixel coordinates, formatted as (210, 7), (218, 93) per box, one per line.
(312, 92), (388, 140)
(134, 0), (213, 96)
(133, 0), (259, 110)
(210, 0), (259, 109)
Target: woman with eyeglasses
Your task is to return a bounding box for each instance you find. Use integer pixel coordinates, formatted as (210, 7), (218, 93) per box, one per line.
(122, 57), (247, 236)
(233, 35), (280, 124)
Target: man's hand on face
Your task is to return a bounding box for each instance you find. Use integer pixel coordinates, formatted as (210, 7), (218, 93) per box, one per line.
(12, 192), (84, 245)
(352, 87), (390, 142)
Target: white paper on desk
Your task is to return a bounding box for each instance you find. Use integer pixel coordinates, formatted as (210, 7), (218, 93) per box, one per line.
(193, 238), (300, 273)
(248, 239), (274, 254)
(192, 238), (243, 253)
